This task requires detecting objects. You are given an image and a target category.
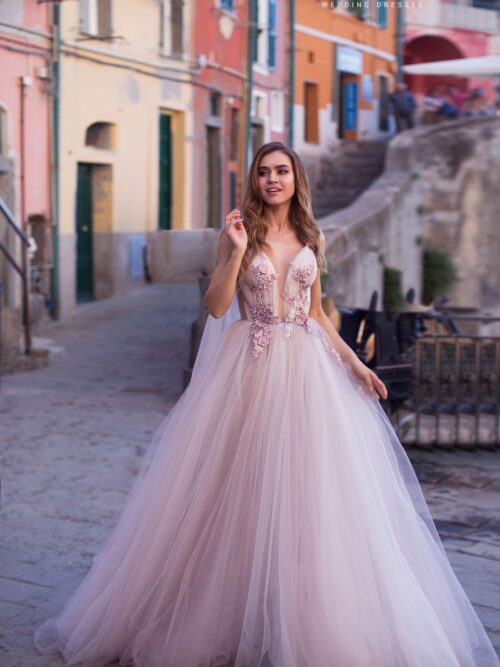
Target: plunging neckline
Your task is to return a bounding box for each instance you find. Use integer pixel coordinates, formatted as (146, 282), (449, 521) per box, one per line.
(259, 244), (309, 286)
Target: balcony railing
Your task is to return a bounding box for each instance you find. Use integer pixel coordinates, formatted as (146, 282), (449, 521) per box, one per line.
(441, 2), (498, 33)
(390, 333), (500, 448)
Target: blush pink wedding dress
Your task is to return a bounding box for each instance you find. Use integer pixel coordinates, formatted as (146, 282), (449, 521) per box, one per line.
(34, 245), (500, 667)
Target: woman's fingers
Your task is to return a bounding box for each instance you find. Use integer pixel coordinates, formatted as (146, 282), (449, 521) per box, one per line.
(225, 209), (242, 224)
(369, 373), (388, 400)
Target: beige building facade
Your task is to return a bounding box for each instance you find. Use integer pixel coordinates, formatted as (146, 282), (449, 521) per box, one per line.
(57, 0), (194, 317)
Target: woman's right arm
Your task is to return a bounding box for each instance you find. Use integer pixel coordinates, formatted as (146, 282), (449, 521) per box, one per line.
(204, 209), (247, 319)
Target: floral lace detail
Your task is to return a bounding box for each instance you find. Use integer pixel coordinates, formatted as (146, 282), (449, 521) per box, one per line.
(249, 262), (277, 292)
(244, 263), (280, 358)
(281, 264), (315, 337)
(241, 252), (342, 363)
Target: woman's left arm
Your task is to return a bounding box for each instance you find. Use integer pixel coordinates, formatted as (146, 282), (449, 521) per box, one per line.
(308, 232), (388, 401)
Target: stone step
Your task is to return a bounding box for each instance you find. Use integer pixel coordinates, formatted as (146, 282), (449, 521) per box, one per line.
(314, 139), (389, 216)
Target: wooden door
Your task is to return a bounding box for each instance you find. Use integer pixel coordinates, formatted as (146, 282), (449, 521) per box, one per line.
(76, 163), (94, 302)
(158, 114), (172, 230)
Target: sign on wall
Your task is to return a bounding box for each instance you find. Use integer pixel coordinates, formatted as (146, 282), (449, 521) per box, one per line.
(337, 46), (362, 75)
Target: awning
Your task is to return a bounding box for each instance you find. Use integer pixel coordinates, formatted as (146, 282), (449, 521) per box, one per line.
(403, 55), (500, 79)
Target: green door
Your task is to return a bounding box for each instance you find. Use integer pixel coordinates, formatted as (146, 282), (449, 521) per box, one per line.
(76, 163), (94, 302)
(158, 114), (172, 230)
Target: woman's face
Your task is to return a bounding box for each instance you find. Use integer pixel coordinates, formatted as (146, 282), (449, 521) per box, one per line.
(257, 151), (295, 207)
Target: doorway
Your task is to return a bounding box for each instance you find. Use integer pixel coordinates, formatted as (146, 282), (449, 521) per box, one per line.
(76, 163), (113, 303)
(158, 113), (172, 230)
(378, 75), (390, 132)
(206, 126), (221, 228)
(338, 73), (359, 139)
(76, 163), (94, 302)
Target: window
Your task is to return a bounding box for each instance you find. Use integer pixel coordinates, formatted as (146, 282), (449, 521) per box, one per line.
(229, 108), (240, 161)
(219, 0), (234, 10)
(304, 82), (319, 144)
(161, 0), (184, 56)
(251, 1), (277, 70)
(378, 2), (387, 27)
(80, 0), (112, 38)
(253, 0), (268, 67)
(268, 0), (276, 69)
(251, 92), (266, 120)
(85, 122), (115, 149)
(209, 92), (221, 116)
(270, 91), (284, 132)
(364, 1), (378, 23)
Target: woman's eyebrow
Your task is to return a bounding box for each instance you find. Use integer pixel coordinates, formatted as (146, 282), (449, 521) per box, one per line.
(259, 164), (289, 170)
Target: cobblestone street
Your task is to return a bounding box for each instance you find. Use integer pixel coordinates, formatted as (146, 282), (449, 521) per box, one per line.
(0, 283), (499, 666)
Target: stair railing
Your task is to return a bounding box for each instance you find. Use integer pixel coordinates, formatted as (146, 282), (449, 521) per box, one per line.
(0, 197), (32, 355)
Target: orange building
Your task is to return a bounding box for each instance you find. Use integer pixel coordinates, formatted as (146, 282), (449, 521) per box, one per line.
(294, 0), (399, 152)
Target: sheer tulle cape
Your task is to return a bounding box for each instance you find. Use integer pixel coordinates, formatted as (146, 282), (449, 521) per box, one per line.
(34, 299), (500, 667)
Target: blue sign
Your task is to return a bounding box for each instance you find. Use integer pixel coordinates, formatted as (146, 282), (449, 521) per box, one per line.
(344, 82), (358, 131)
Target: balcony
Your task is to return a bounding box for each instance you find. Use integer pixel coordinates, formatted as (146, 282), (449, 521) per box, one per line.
(441, 2), (498, 33)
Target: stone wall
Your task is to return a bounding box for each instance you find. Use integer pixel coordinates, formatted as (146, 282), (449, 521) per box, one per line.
(146, 229), (219, 283)
(319, 116), (500, 313)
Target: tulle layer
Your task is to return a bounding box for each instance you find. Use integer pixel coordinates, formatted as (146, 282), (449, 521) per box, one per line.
(34, 319), (500, 667)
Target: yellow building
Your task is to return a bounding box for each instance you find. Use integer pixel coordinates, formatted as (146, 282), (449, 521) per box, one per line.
(56, 0), (194, 316)
(294, 0), (398, 151)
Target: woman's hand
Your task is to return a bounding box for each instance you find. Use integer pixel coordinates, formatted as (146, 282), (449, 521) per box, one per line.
(348, 356), (388, 401)
(225, 209), (248, 255)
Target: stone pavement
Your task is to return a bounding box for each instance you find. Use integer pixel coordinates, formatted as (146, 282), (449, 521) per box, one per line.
(0, 282), (499, 666)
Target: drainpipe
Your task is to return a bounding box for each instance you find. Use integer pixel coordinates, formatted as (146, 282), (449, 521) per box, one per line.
(19, 75), (32, 353)
(396, 2), (404, 84)
(244, 0), (256, 176)
(50, 1), (61, 320)
(288, 0), (295, 147)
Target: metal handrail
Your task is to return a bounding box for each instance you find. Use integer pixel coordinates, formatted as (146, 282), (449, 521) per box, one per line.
(0, 197), (32, 355)
(0, 198), (30, 246)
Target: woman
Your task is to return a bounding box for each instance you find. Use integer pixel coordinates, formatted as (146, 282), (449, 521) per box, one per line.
(35, 142), (500, 666)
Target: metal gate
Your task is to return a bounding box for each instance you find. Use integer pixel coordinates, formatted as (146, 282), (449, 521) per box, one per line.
(388, 335), (500, 449)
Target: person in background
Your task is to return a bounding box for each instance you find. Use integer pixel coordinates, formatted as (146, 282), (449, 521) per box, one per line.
(464, 87), (493, 117)
(389, 82), (417, 132)
(435, 84), (459, 120)
(421, 88), (443, 124)
(448, 85), (468, 115)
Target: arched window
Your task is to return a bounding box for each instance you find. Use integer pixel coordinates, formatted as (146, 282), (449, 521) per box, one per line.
(85, 122), (115, 149)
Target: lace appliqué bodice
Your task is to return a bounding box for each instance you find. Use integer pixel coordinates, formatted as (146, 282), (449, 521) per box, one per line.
(239, 246), (342, 363)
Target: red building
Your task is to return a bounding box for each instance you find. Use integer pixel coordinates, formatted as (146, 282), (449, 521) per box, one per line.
(192, 0), (248, 229)
(192, 0), (290, 229)
(404, 1), (498, 102)
(249, 0), (290, 159)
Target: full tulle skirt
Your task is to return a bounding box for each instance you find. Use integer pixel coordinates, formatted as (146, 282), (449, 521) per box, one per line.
(34, 319), (500, 667)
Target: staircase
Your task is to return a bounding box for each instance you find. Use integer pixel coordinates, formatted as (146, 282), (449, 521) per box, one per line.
(313, 140), (388, 218)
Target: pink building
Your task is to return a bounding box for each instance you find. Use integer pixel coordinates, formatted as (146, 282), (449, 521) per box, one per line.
(404, 0), (498, 102)
(191, 0), (290, 229)
(0, 1), (53, 313)
(249, 0), (290, 155)
(192, 0), (248, 229)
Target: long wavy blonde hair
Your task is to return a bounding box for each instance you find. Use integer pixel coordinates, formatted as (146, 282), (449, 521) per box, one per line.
(236, 142), (326, 289)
